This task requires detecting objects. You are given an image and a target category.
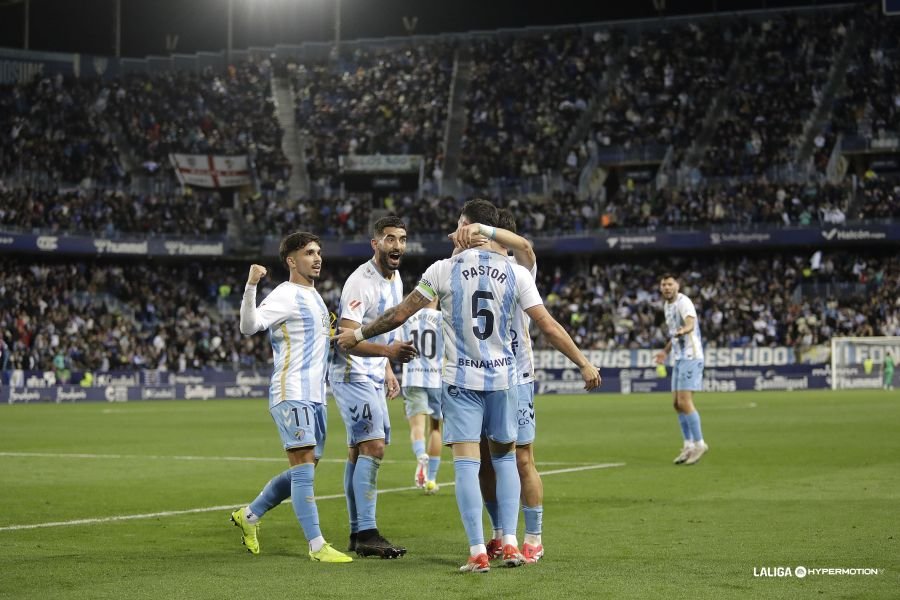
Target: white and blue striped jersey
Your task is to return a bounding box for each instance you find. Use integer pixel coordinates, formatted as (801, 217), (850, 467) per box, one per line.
(509, 257), (537, 384)
(401, 308), (443, 389)
(329, 260), (403, 385)
(664, 292), (704, 361)
(416, 249), (543, 391)
(241, 282), (330, 407)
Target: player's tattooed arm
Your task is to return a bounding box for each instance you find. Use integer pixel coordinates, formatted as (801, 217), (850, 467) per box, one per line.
(335, 290), (431, 350)
(338, 318), (417, 362)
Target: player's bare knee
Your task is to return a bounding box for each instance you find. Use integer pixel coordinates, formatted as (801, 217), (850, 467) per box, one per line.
(515, 445), (534, 472)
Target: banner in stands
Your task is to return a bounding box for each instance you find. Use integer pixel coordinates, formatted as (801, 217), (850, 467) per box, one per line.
(531, 348), (831, 394)
(0, 365), (835, 404)
(531, 224), (900, 256)
(533, 347), (803, 369)
(0, 348), (816, 389)
(0, 48), (80, 84)
(5, 224), (898, 260)
(0, 346), (841, 403)
(170, 154), (251, 188)
(339, 155), (423, 192)
(1, 384), (270, 404)
(534, 364), (832, 395)
(0, 231), (226, 257)
(339, 155), (422, 173)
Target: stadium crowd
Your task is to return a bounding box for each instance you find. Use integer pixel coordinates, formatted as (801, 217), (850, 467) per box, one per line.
(591, 20), (736, 155)
(461, 30), (615, 185)
(0, 187), (229, 236)
(533, 252), (900, 352)
(0, 74), (126, 187)
(702, 11), (851, 177)
(0, 5), (898, 385)
(1, 251), (897, 378)
(291, 45), (452, 187)
(8, 175), (884, 240)
(241, 170), (900, 240)
(0, 59), (290, 190)
(0, 258), (271, 377)
(854, 173), (900, 219)
(109, 60), (291, 186)
(605, 180), (854, 228)
(830, 9), (900, 150)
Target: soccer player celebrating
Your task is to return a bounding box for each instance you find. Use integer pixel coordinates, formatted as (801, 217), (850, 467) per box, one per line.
(400, 297), (444, 494)
(336, 200), (601, 573)
(460, 210), (545, 563)
(329, 216), (416, 559)
(655, 273), (708, 465)
(231, 232), (352, 563)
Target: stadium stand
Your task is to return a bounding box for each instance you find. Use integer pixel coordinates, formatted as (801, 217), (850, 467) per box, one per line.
(1, 249), (897, 376)
(291, 44), (453, 187)
(1, 2), (899, 390)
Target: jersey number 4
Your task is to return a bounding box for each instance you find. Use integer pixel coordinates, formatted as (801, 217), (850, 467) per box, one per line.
(471, 290), (495, 340)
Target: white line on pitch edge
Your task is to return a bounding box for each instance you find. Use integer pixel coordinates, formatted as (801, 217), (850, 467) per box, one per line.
(0, 463), (625, 532)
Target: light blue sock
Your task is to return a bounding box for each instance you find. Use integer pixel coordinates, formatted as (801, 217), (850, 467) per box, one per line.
(344, 460), (358, 534)
(249, 469), (291, 517)
(491, 452), (521, 537)
(353, 455), (380, 531)
(678, 413), (693, 443)
(523, 505), (543, 535)
(412, 439), (426, 458)
(686, 411), (704, 442)
(484, 500), (500, 531)
(427, 456), (441, 481)
(453, 457), (484, 546)
(289, 464), (321, 542)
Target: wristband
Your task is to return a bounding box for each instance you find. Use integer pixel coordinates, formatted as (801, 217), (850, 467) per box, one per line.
(354, 328), (365, 342)
(478, 224), (496, 239)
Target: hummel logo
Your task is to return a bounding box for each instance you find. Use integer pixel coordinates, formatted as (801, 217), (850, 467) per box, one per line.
(822, 228), (839, 240)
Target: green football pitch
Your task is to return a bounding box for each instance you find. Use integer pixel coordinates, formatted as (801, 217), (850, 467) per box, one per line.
(1, 390), (897, 599)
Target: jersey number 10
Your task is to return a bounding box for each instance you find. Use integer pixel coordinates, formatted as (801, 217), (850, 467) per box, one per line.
(410, 329), (437, 359)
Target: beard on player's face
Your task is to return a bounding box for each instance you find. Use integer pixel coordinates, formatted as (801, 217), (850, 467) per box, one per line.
(377, 249), (401, 272)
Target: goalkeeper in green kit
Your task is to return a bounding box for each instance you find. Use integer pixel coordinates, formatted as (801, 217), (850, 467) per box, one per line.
(885, 352), (895, 391)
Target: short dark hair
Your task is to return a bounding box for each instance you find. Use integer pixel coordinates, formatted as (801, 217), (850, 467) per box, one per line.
(373, 216), (407, 238)
(659, 273), (678, 283)
(461, 199), (499, 227)
(497, 208), (517, 233)
(280, 231), (320, 267)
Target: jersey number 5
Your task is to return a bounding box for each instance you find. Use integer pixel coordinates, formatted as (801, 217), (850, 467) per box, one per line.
(471, 290), (495, 340)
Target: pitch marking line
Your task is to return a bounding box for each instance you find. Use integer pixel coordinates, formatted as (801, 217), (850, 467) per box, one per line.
(0, 451), (588, 467)
(0, 462), (625, 532)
